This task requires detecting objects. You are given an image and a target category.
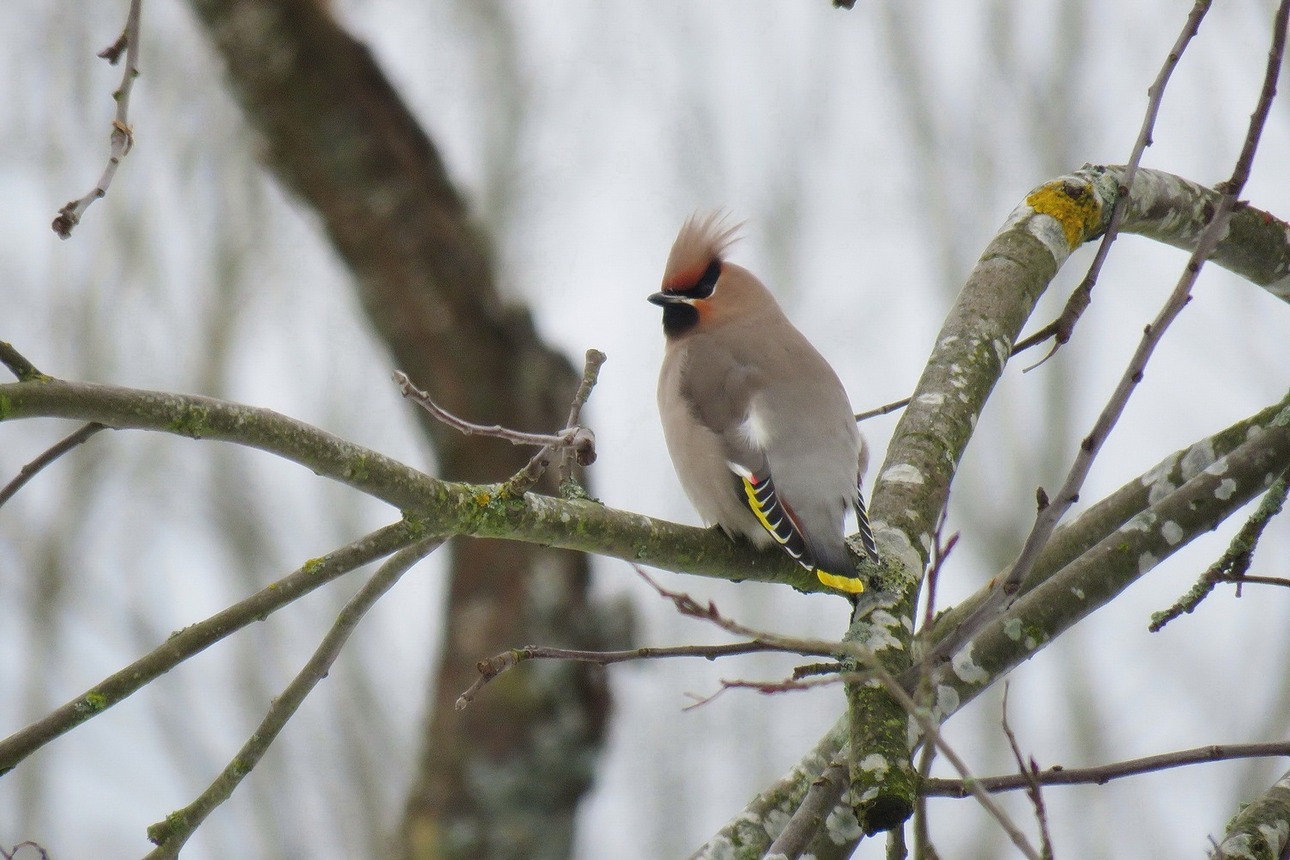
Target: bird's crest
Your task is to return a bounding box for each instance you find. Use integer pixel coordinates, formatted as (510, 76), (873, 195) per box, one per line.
(662, 211), (742, 292)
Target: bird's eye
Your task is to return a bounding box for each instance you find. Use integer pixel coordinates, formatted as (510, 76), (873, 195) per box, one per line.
(686, 259), (721, 299)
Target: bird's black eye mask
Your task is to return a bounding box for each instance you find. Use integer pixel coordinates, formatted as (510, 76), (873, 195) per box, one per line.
(678, 259), (721, 299)
(650, 259), (720, 336)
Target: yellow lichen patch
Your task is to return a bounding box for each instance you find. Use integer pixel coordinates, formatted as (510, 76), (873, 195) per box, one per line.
(1025, 181), (1102, 249)
(473, 490), (493, 507)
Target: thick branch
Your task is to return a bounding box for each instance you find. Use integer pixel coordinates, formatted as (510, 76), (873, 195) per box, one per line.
(698, 393), (1290, 858)
(0, 380), (816, 590)
(1210, 768), (1290, 860)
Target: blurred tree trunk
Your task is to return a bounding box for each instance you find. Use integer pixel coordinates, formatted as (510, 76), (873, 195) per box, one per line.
(184, 1), (613, 857)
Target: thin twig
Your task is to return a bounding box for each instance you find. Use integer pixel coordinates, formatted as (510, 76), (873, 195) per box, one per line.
(641, 568), (1040, 860)
(1, 843), (50, 860)
(631, 566), (854, 658)
(1150, 468), (1290, 631)
(921, 498), (958, 633)
(1014, 0), (1213, 367)
(394, 370), (576, 448)
(855, 396), (911, 423)
(0, 424), (106, 510)
(0, 342), (47, 382)
(558, 348), (606, 486)
(394, 370), (596, 485)
(503, 348), (605, 496)
(52, 0), (144, 238)
(144, 536), (442, 857)
(718, 674), (853, 695)
(1001, 685), (1054, 859)
(0, 521), (422, 775)
(912, 725), (940, 860)
(871, 670), (1042, 860)
(924, 741), (1290, 796)
(455, 639), (790, 710)
(923, 2), (1286, 669)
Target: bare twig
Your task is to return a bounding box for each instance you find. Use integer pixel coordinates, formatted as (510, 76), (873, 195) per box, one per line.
(1014, 0), (1213, 367)
(503, 348), (605, 496)
(558, 348), (607, 485)
(394, 370), (581, 448)
(1, 842), (50, 860)
(0, 521), (423, 775)
(0, 342), (48, 382)
(851, 324), (1066, 425)
(632, 566), (852, 657)
(924, 2), (1286, 668)
(921, 498), (958, 633)
(718, 674), (853, 695)
(855, 396), (910, 423)
(455, 639), (789, 710)
(0, 424), (106, 510)
(144, 536), (443, 857)
(1001, 685), (1054, 859)
(394, 367), (597, 495)
(912, 725), (940, 860)
(51, 0), (144, 238)
(1150, 468), (1290, 631)
(458, 565), (855, 711)
(924, 741), (1290, 796)
(641, 568), (1039, 859)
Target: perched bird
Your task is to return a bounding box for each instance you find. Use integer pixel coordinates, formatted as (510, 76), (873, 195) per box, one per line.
(649, 212), (879, 594)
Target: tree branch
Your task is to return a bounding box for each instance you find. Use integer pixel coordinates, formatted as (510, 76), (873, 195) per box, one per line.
(0, 520), (425, 776)
(1014, 0), (1213, 365)
(697, 393), (1290, 858)
(924, 741), (1290, 797)
(924, 0), (1289, 671)
(1151, 467), (1290, 630)
(0, 423), (105, 510)
(145, 536), (443, 857)
(456, 640), (802, 711)
(0, 379), (823, 589)
(1210, 768), (1290, 860)
(51, 0), (143, 238)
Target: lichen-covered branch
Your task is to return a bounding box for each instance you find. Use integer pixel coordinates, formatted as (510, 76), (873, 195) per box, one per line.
(689, 719), (853, 859)
(698, 391), (1290, 857)
(932, 396), (1290, 716)
(930, 397), (1290, 637)
(0, 379), (814, 590)
(1209, 769), (1290, 860)
(842, 162), (1290, 835)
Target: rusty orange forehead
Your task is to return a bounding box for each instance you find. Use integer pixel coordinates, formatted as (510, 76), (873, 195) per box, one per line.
(661, 262), (711, 293)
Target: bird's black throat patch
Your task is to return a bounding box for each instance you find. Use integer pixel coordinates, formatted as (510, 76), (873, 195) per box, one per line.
(661, 302), (700, 337)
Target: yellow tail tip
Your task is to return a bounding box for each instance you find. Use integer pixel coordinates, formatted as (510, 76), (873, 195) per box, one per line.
(815, 569), (865, 594)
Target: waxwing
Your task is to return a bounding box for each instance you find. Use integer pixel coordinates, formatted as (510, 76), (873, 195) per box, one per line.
(649, 212), (879, 595)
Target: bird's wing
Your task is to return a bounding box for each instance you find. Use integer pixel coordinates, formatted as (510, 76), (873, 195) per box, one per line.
(733, 467), (810, 565)
(677, 338), (765, 473)
(732, 459), (865, 594)
(853, 477), (880, 563)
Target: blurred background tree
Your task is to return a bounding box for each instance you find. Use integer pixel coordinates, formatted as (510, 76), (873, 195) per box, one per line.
(1, 2), (1288, 859)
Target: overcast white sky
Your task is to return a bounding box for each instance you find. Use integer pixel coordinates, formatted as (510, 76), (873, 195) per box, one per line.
(2, 2), (1289, 858)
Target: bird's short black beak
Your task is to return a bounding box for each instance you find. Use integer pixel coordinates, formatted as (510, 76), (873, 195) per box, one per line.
(648, 291), (686, 306)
